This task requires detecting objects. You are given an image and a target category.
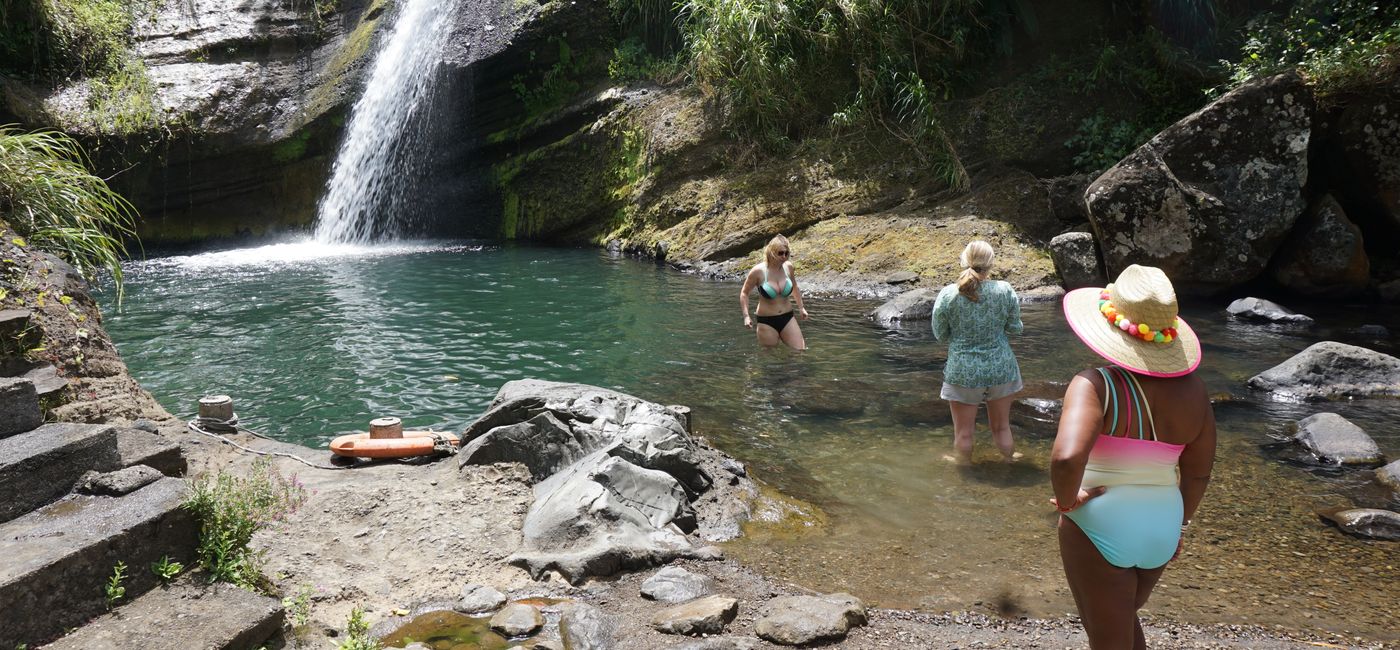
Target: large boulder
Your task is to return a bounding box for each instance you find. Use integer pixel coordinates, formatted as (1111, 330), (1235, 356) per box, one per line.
(1226, 297), (1313, 323)
(1084, 72), (1312, 293)
(1269, 195), (1370, 297)
(754, 593), (867, 646)
(1332, 92), (1400, 230)
(460, 380), (755, 583)
(1048, 231), (1105, 289)
(1248, 342), (1400, 400)
(1290, 413), (1384, 466)
(867, 288), (938, 330)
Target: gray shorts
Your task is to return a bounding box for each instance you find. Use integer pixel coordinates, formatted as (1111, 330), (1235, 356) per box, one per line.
(940, 377), (1024, 404)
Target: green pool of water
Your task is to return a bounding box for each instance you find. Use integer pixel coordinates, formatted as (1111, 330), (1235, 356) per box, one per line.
(99, 241), (1400, 641)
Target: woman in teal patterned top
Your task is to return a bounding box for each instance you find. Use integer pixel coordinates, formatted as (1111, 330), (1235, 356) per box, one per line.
(931, 240), (1024, 464)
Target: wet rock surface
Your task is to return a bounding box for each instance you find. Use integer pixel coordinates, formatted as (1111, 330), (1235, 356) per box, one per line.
(1227, 297), (1314, 323)
(491, 603), (545, 637)
(1085, 72), (1312, 293)
(1377, 459), (1400, 490)
(1290, 413), (1384, 466)
(459, 583), (508, 614)
(1248, 341), (1400, 399)
(650, 595), (739, 636)
(867, 288), (937, 329)
(1317, 508), (1400, 541)
(755, 593), (868, 646)
(641, 566), (715, 603)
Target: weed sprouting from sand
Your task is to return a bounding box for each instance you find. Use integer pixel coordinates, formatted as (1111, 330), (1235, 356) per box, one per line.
(184, 459), (306, 592)
(338, 606), (382, 650)
(103, 561), (127, 609)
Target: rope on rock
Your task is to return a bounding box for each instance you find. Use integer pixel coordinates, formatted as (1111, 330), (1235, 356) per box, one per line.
(186, 417), (350, 471)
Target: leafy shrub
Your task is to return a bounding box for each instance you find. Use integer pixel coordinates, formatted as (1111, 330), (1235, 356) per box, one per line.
(0, 125), (137, 302)
(1066, 111), (1158, 173)
(338, 607), (381, 650)
(104, 560), (127, 609)
(1224, 0), (1400, 99)
(183, 459), (306, 592)
(151, 555), (184, 582)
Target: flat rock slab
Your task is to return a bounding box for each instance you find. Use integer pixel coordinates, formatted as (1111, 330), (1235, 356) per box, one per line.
(458, 583), (507, 613)
(1318, 508), (1400, 540)
(41, 577), (283, 649)
(21, 363), (67, 398)
(491, 603), (544, 637)
(0, 377), (41, 438)
(1292, 413), (1384, 465)
(0, 478), (197, 648)
(0, 422), (119, 522)
(77, 465), (164, 496)
(1248, 342), (1400, 400)
(1226, 297), (1313, 323)
(641, 566), (713, 603)
(112, 427), (187, 476)
(755, 593), (867, 646)
(650, 595), (739, 636)
(867, 288), (937, 329)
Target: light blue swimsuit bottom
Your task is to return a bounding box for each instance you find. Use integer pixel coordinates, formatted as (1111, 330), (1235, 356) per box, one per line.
(1065, 434), (1185, 569)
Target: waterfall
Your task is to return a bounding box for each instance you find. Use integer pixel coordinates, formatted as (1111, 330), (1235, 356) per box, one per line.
(313, 0), (463, 244)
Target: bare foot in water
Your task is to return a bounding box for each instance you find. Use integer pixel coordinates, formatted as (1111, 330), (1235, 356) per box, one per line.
(1002, 451), (1025, 463)
(942, 453), (972, 466)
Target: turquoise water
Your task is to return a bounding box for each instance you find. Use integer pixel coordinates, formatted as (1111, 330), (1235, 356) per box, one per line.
(99, 242), (1400, 640)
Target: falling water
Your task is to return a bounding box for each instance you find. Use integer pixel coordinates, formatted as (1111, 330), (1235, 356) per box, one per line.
(313, 0), (463, 243)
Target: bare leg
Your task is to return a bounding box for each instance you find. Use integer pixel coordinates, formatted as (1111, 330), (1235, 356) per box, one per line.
(986, 395), (1019, 461)
(779, 317), (807, 351)
(947, 400), (979, 465)
(1132, 564), (1167, 650)
(1058, 516), (1142, 649)
(755, 323), (782, 347)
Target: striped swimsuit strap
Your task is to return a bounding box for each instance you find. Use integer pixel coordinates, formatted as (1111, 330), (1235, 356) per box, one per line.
(1095, 366), (1159, 441)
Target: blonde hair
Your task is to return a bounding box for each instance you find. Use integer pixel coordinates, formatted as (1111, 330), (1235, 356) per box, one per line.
(764, 235), (791, 265)
(957, 240), (994, 301)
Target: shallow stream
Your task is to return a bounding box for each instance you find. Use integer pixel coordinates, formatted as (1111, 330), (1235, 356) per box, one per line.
(98, 242), (1399, 641)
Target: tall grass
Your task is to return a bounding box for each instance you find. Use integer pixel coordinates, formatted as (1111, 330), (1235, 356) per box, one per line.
(0, 125), (137, 302)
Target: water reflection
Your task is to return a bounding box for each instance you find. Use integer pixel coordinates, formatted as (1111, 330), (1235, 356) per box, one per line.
(100, 244), (1400, 641)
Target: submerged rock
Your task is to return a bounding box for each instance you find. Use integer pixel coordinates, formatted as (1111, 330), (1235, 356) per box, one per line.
(1318, 508), (1400, 541)
(755, 593), (867, 646)
(1085, 72), (1312, 294)
(641, 566), (714, 603)
(650, 595), (739, 636)
(1290, 413), (1384, 466)
(490, 603), (544, 637)
(867, 288), (938, 329)
(1048, 231), (1104, 290)
(1226, 297), (1313, 323)
(1248, 342), (1400, 400)
(458, 583), (507, 614)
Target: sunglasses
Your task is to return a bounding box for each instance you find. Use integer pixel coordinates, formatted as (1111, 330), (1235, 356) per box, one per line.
(776, 250), (790, 256)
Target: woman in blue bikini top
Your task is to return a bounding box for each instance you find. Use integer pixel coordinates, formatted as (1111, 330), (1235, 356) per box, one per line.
(1050, 264), (1216, 650)
(739, 234), (809, 350)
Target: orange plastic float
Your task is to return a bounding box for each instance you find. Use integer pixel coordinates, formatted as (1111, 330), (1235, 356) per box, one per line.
(329, 417), (460, 459)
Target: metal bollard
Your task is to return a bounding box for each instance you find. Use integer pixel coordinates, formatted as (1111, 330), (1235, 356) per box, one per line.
(369, 416), (404, 439)
(198, 395), (234, 422)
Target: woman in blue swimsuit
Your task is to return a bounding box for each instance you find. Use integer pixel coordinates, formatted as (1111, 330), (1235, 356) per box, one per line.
(1051, 264), (1216, 650)
(740, 235), (808, 349)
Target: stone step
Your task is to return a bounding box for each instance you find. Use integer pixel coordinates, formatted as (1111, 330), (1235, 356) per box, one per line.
(41, 576), (284, 650)
(0, 377), (42, 438)
(0, 422), (119, 522)
(0, 308), (32, 332)
(111, 427), (187, 477)
(21, 363), (67, 398)
(0, 477), (198, 648)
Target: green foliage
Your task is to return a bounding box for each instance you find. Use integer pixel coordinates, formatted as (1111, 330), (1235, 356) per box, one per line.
(338, 607), (381, 650)
(281, 584), (314, 628)
(1224, 0), (1400, 99)
(150, 555), (184, 582)
(104, 561), (127, 609)
(1065, 111), (1157, 173)
(183, 459), (307, 592)
(607, 36), (681, 82)
(0, 125), (137, 303)
(511, 36), (586, 121)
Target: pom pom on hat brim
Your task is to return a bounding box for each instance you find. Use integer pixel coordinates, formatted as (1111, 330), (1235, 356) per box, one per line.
(1062, 287), (1202, 378)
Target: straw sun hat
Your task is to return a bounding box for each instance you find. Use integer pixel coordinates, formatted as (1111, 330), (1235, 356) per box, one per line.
(1063, 264), (1202, 378)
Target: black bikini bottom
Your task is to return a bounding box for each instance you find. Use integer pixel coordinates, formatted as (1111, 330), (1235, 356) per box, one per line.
(756, 311), (795, 333)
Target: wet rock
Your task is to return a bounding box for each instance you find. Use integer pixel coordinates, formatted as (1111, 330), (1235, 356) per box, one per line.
(1248, 342), (1400, 400)
(1375, 460), (1400, 491)
(650, 595), (739, 636)
(1317, 508), (1400, 541)
(0, 378), (42, 438)
(672, 637), (761, 650)
(409, 600), (459, 618)
(885, 271), (919, 285)
(458, 584), (507, 613)
(75, 465), (163, 496)
(1009, 397), (1062, 438)
(754, 593), (867, 646)
(867, 288), (937, 329)
(891, 398), (953, 427)
(1291, 413), (1383, 466)
(1226, 297), (1313, 323)
(1269, 195), (1369, 297)
(1354, 324), (1391, 338)
(490, 603), (544, 637)
(1084, 72), (1312, 294)
(641, 566), (714, 603)
(558, 601), (615, 650)
(1048, 231), (1104, 290)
